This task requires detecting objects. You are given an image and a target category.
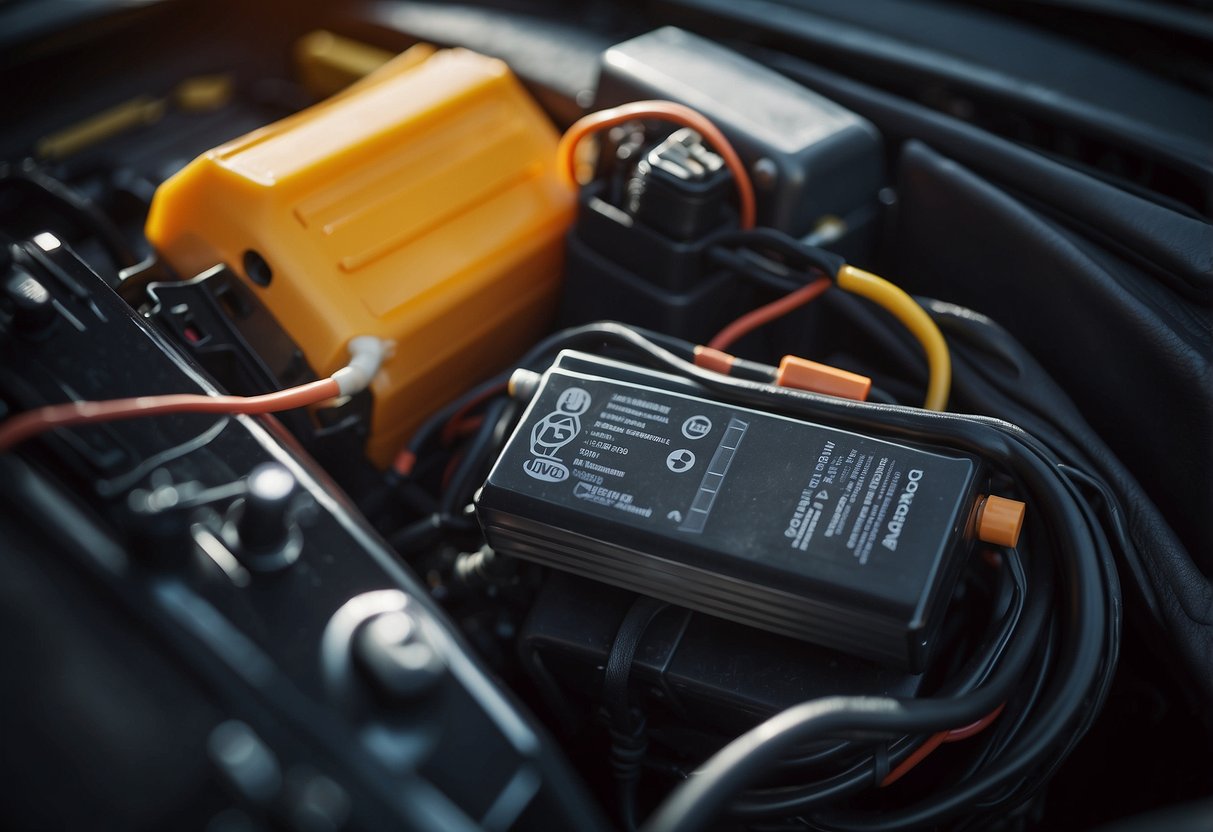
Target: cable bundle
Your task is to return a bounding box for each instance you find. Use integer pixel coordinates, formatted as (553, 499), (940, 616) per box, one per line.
(507, 321), (1120, 831)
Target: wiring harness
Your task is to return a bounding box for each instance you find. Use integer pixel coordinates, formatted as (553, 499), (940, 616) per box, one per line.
(384, 308), (1121, 831)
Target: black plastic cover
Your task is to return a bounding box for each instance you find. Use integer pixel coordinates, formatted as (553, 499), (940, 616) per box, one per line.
(594, 27), (883, 234)
(521, 571), (922, 747)
(559, 185), (749, 343)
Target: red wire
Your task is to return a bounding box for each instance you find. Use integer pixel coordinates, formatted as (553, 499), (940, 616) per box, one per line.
(881, 703), (1006, 787)
(707, 277), (832, 351)
(0, 378), (341, 452)
(394, 449), (419, 478)
(945, 705), (1006, 741)
(393, 382), (508, 477)
(881, 733), (947, 788)
(450, 415), (485, 439)
(440, 382), (508, 446)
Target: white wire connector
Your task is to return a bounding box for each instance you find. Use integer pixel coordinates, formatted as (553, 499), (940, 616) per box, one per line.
(332, 336), (392, 396)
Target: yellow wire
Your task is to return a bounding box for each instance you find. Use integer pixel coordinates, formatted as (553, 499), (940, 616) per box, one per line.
(835, 265), (952, 411)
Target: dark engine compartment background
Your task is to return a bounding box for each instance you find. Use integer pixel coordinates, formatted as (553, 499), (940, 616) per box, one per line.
(1, 1), (1210, 830)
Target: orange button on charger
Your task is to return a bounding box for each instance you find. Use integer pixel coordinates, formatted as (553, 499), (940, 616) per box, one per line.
(977, 495), (1026, 548)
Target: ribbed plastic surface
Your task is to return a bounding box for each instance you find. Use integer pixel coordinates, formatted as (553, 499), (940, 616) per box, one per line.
(146, 48), (574, 465)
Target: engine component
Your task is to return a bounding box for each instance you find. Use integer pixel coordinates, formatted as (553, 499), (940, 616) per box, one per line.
(627, 127), (733, 241)
(521, 570), (922, 743)
(0, 233), (603, 831)
(477, 350), (1023, 670)
(145, 47), (575, 466)
(559, 28), (883, 341)
(559, 113), (749, 342)
(223, 462), (302, 572)
(142, 265), (382, 498)
(595, 27), (883, 235)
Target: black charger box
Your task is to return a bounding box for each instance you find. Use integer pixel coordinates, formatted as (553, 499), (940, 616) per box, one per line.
(476, 352), (985, 671)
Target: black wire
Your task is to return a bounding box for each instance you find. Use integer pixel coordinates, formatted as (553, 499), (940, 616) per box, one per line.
(393, 317), (1115, 829)
(963, 486), (1122, 819)
(387, 399), (513, 553)
(807, 545), (1060, 831)
(727, 545), (1034, 822)
(957, 621), (1058, 817)
(706, 245), (808, 294)
(382, 372), (514, 545)
(497, 323), (1110, 832)
(951, 545), (1111, 825)
(386, 512), (445, 553)
(439, 398), (513, 519)
(728, 748), (911, 820)
(389, 370), (512, 478)
(604, 597), (671, 832)
(604, 598), (671, 729)
(810, 491), (1120, 831)
(705, 228), (846, 278)
(1059, 464), (1159, 621)
(921, 307), (1137, 680)
(767, 303), (1128, 829)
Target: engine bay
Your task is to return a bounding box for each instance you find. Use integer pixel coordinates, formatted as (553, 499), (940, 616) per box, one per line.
(2, 2), (1211, 830)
